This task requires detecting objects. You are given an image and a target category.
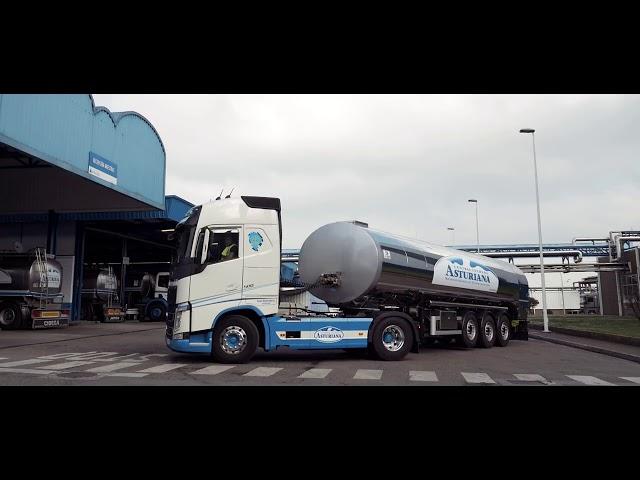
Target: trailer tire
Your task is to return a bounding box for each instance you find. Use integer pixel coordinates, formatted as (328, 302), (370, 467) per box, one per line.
(370, 316), (413, 361)
(478, 312), (496, 348)
(495, 314), (511, 347)
(460, 311), (479, 348)
(211, 315), (259, 364)
(0, 302), (23, 330)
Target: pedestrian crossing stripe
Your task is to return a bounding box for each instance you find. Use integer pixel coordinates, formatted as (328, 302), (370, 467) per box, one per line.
(0, 356), (636, 385)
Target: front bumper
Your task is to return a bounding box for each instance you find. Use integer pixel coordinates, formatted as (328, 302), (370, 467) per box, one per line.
(165, 335), (212, 354)
(32, 316), (69, 329)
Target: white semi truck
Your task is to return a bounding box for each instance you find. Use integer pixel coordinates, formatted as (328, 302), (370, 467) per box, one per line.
(166, 196), (530, 363)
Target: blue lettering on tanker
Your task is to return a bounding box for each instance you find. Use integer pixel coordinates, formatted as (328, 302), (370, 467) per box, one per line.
(248, 231), (264, 251)
(433, 256), (499, 293)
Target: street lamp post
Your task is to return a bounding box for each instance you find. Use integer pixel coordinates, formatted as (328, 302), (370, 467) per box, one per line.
(520, 128), (550, 333)
(468, 199), (479, 253)
(447, 227), (455, 245)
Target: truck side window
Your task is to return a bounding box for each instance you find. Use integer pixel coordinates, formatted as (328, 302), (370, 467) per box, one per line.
(157, 275), (169, 288)
(207, 230), (240, 264)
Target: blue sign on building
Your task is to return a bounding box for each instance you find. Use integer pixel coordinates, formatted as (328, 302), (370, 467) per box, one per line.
(88, 151), (118, 185)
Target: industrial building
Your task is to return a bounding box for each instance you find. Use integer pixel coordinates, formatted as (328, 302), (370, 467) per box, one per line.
(0, 94), (193, 325)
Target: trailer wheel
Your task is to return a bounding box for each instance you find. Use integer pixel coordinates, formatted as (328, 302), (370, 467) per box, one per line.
(370, 317), (413, 361)
(0, 302), (23, 330)
(211, 315), (259, 364)
(460, 311), (479, 348)
(495, 314), (511, 347)
(478, 313), (496, 348)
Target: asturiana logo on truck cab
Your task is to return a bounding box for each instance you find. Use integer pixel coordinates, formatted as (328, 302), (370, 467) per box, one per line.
(432, 256), (499, 293)
(314, 326), (344, 343)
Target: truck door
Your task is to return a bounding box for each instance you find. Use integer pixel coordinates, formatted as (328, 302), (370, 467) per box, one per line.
(188, 227), (244, 332)
(243, 225), (280, 315)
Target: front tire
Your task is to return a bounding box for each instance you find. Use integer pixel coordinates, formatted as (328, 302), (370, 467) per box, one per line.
(211, 315), (259, 364)
(0, 302), (23, 330)
(146, 302), (167, 322)
(370, 317), (413, 361)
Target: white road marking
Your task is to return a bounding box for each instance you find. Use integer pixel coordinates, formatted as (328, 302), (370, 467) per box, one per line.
(86, 362), (143, 373)
(620, 377), (640, 384)
(41, 361), (96, 370)
(243, 367), (283, 377)
(354, 369), (383, 380)
(0, 367), (55, 375)
(190, 365), (236, 375)
(137, 364), (188, 374)
(0, 357), (8, 360)
(513, 374), (553, 384)
(566, 375), (614, 386)
(104, 373), (149, 378)
(298, 368), (332, 379)
(133, 354), (169, 362)
(409, 371), (438, 382)
(0, 358), (54, 367)
(461, 372), (496, 384)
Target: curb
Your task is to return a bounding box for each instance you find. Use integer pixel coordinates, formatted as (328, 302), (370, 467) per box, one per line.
(529, 323), (640, 347)
(528, 331), (640, 365)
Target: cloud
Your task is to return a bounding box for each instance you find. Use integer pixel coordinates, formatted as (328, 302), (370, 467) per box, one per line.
(93, 94), (640, 261)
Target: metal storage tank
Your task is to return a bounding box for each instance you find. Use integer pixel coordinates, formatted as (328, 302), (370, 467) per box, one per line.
(298, 221), (528, 307)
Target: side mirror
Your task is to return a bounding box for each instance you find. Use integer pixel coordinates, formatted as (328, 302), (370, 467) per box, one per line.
(200, 229), (211, 264)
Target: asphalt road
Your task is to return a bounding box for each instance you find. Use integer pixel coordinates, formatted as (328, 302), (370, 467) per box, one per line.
(0, 322), (638, 386)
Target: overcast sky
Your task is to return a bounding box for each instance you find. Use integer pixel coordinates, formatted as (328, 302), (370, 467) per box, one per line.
(93, 94), (639, 291)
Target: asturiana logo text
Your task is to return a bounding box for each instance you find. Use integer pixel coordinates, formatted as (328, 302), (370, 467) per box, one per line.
(314, 326), (344, 343)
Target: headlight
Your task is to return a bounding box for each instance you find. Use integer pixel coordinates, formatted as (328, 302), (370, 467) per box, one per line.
(174, 302), (191, 331)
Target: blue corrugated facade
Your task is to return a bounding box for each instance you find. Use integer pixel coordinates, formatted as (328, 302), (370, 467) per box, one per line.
(0, 94), (166, 210)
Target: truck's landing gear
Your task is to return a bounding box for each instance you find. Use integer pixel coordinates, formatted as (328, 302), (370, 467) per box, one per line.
(211, 315), (259, 364)
(0, 302), (23, 330)
(370, 316), (413, 361)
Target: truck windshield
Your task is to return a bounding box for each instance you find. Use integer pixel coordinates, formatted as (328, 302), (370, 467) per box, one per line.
(174, 206), (201, 264)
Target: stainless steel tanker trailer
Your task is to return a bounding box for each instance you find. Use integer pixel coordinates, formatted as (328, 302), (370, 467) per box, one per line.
(81, 267), (123, 322)
(165, 196), (529, 363)
(298, 221), (529, 349)
(0, 248), (70, 330)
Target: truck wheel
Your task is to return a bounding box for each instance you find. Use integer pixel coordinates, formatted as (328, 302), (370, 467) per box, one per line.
(478, 313), (496, 348)
(147, 302), (167, 322)
(370, 317), (413, 361)
(495, 314), (511, 347)
(211, 315), (259, 364)
(0, 302), (23, 330)
(460, 311), (479, 348)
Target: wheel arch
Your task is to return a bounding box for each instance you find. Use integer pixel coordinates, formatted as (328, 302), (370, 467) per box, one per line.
(212, 306), (267, 349)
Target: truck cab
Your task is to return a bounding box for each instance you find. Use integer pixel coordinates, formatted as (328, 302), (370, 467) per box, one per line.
(167, 196), (281, 357)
